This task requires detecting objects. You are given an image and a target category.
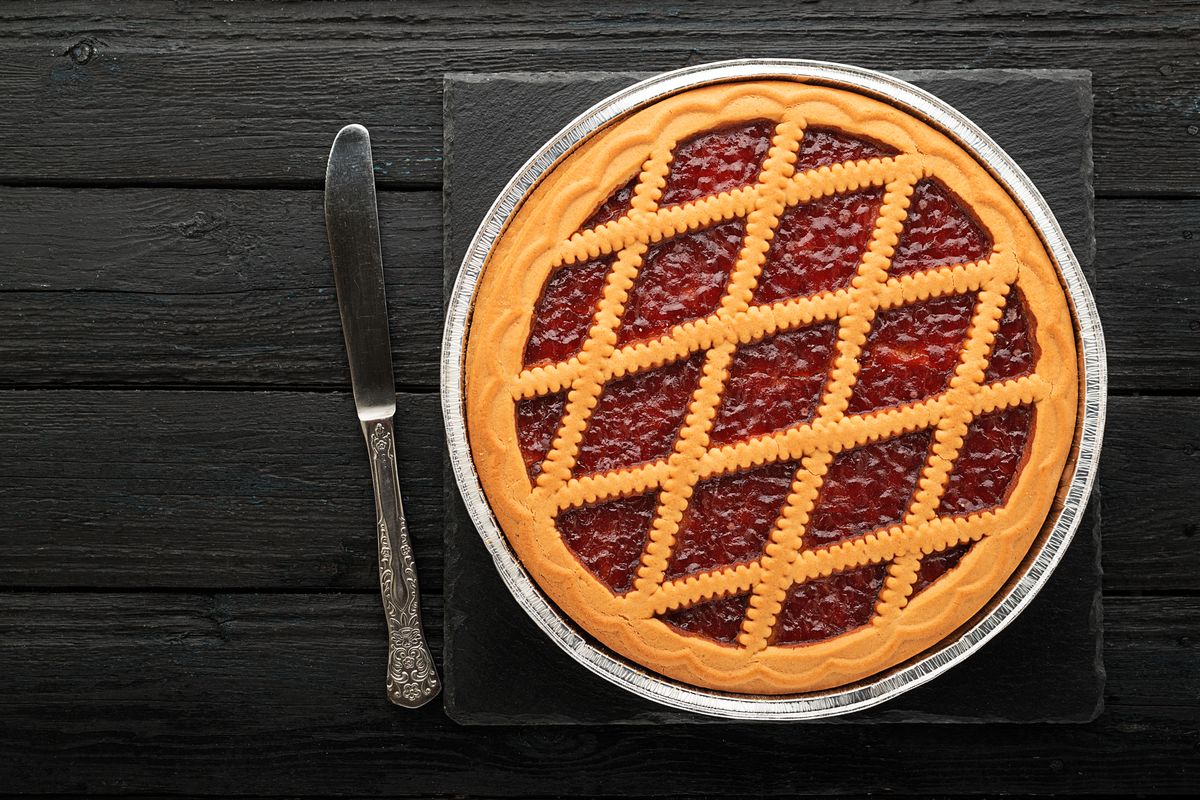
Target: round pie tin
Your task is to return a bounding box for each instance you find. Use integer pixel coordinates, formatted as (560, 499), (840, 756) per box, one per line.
(441, 59), (1106, 719)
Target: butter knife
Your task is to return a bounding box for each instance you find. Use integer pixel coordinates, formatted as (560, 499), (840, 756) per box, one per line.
(325, 123), (440, 708)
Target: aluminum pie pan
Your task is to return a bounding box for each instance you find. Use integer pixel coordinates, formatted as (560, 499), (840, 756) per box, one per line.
(440, 59), (1106, 720)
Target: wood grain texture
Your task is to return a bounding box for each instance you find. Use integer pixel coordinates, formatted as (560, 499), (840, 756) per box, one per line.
(0, 593), (1193, 794)
(0, 391), (444, 593)
(0, 188), (442, 387)
(1096, 199), (1200, 389)
(7, 0), (1200, 39)
(1, 189), (1196, 392)
(0, 391), (1193, 592)
(0, 1), (1196, 195)
(1101, 396), (1200, 592)
(0, 2), (1195, 794)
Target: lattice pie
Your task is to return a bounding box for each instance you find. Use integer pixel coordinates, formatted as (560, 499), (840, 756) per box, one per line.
(464, 81), (1077, 693)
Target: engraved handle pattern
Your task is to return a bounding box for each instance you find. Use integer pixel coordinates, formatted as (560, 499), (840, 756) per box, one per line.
(364, 418), (440, 707)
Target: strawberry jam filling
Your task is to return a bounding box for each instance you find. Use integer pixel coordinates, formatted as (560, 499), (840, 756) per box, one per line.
(772, 564), (887, 644)
(516, 391), (567, 480)
(848, 293), (978, 415)
(665, 460), (800, 580)
(661, 594), (751, 644)
(524, 257), (613, 367)
(804, 430), (933, 548)
(912, 541), (973, 595)
(753, 188), (886, 305)
(985, 287), (1036, 383)
(659, 119), (776, 205)
(515, 122), (1037, 643)
(890, 179), (994, 277)
(617, 221), (745, 345)
(574, 352), (705, 476)
(939, 405), (1034, 516)
(708, 322), (838, 447)
(557, 493), (657, 594)
(793, 127), (896, 172)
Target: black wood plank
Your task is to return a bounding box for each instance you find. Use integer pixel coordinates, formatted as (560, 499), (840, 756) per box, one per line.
(0, 593), (1193, 795)
(1101, 396), (1200, 593)
(1097, 198), (1200, 390)
(0, 392), (1193, 592)
(1, 189), (1195, 392)
(8, 0), (1200, 40)
(0, 4), (1191, 794)
(0, 708), (1184, 794)
(0, 188), (442, 388)
(0, 3), (1196, 194)
(0, 391), (444, 594)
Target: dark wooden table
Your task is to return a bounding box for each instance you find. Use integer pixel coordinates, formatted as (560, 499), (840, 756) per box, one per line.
(0, 2), (1196, 796)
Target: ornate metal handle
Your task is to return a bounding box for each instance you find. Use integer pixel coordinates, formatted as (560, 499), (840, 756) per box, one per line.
(362, 417), (440, 707)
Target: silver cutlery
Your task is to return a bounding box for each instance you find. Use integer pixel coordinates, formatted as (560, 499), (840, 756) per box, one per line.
(325, 123), (440, 708)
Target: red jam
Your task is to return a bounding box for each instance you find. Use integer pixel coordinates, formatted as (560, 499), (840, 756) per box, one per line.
(912, 541), (973, 594)
(708, 322), (838, 447)
(574, 352), (704, 476)
(516, 391), (567, 480)
(617, 221), (745, 345)
(659, 120), (775, 206)
(771, 564), (886, 644)
(984, 287), (1035, 383)
(661, 594), (751, 644)
(847, 293), (978, 415)
(938, 405), (1033, 516)
(753, 188), (886, 305)
(793, 128), (896, 173)
(804, 430), (933, 547)
(524, 257), (613, 367)
(665, 460), (799, 580)
(515, 121), (1036, 643)
(890, 180), (993, 276)
(557, 493), (657, 594)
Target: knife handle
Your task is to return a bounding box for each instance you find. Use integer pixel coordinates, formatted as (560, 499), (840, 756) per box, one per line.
(361, 417), (440, 708)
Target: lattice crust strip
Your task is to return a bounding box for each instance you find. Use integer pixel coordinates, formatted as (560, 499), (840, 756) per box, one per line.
(515, 113), (1049, 649)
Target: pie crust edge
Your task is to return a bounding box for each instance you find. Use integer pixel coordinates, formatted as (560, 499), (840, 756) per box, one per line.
(463, 81), (1079, 694)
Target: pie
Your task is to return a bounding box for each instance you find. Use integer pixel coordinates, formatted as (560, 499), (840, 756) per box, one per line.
(464, 80), (1078, 694)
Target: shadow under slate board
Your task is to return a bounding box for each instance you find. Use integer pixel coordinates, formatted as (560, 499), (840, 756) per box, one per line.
(442, 69), (1100, 725)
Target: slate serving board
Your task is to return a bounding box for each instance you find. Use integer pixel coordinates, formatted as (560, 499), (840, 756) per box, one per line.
(442, 69), (1101, 725)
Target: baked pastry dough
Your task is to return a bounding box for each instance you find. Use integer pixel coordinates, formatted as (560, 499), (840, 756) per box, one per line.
(465, 80), (1077, 693)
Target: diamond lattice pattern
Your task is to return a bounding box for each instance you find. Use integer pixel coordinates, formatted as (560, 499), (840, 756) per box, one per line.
(513, 113), (1041, 651)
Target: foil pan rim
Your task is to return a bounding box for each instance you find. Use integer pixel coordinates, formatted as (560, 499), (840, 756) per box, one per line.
(440, 59), (1106, 720)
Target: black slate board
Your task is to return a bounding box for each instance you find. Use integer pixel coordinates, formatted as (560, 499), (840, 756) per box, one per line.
(443, 70), (1101, 725)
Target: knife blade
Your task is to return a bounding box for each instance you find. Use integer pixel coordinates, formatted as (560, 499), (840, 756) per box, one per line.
(325, 123), (440, 708)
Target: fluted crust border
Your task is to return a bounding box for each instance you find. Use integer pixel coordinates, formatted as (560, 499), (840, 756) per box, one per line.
(464, 81), (1078, 694)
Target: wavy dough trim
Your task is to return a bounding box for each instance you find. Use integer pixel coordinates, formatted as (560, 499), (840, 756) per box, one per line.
(464, 81), (1078, 694)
